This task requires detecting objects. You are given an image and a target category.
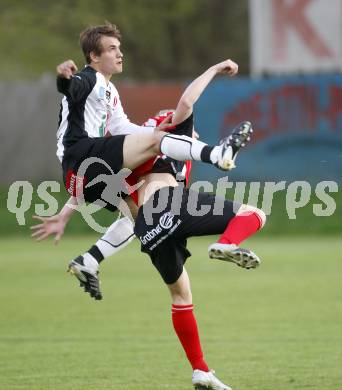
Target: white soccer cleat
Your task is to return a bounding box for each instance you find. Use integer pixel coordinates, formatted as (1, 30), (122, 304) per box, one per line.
(192, 369), (232, 390)
(216, 121), (253, 171)
(208, 243), (261, 269)
(67, 254), (102, 300)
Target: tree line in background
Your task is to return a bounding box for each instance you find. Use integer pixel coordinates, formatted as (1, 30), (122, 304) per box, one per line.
(0, 0), (249, 81)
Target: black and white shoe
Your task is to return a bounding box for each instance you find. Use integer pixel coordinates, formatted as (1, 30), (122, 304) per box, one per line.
(208, 243), (260, 269)
(216, 121), (253, 170)
(67, 255), (102, 300)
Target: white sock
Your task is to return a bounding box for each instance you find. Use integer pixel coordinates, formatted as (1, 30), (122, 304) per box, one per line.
(160, 134), (209, 161)
(82, 252), (100, 269)
(209, 145), (221, 164)
(95, 217), (135, 259)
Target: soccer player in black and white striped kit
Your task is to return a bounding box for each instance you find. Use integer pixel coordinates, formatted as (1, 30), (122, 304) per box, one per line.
(55, 22), (245, 212)
(34, 23), (258, 292)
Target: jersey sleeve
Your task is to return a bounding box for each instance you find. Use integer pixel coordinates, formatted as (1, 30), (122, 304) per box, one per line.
(56, 73), (94, 102)
(106, 93), (155, 136)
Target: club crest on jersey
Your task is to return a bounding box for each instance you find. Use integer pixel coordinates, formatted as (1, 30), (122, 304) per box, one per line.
(105, 90), (111, 103)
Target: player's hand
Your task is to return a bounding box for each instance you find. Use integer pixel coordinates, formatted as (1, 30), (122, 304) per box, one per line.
(155, 114), (174, 132)
(30, 215), (66, 244)
(56, 60), (78, 79)
(214, 59), (239, 77)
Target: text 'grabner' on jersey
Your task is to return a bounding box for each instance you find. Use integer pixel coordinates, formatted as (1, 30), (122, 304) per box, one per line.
(56, 65), (145, 162)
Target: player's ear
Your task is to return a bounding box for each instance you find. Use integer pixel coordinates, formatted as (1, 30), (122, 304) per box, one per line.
(90, 51), (100, 63)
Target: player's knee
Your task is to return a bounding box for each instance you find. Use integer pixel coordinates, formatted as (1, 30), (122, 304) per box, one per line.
(141, 133), (158, 152)
(169, 282), (192, 305)
(171, 290), (192, 305)
(256, 208), (266, 228)
(237, 204), (266, 229)
(126, 132), (160, 154)
(150, 131), (165, 153)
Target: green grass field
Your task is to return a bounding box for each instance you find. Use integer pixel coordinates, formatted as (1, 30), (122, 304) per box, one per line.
(0, 236), (341, 390)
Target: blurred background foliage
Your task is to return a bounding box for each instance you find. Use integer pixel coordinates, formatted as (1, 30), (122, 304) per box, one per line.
(0, 0), (249, 80)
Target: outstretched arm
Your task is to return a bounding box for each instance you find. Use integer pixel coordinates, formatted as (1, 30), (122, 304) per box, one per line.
(31, 196), (78, 244)
(56, 59), (94, 102)
(56, 59), (78, 79)
(172, 59), (238, 125)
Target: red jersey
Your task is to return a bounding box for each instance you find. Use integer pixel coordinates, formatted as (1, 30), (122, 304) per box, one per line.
(126, 113), (192, 204)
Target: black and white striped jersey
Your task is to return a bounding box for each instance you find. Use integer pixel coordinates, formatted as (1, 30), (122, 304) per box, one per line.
(56, 65), (145, 162)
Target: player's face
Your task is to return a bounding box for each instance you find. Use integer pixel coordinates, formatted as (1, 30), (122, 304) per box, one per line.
(94, 36), (123, 76)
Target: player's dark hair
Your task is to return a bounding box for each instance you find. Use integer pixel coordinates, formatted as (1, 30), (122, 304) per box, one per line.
(80, 22), (122, 64)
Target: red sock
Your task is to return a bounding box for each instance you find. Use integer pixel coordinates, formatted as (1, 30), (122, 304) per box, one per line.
(218, 211), (262, 245)
(172, 304), (209, 372)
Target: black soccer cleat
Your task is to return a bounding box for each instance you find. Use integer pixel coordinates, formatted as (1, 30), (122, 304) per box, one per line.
(67, 255), (102, 300)
(216, 121), (253, 170)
